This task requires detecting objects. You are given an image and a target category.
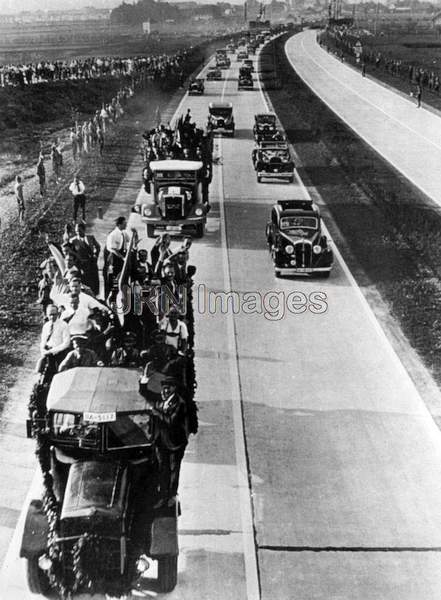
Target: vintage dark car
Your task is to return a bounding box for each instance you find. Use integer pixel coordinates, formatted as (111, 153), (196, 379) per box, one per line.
(238, 66), (253, 90)
(188, 78), (205, 95)
(207, 102), (235, 136)
(253, 112), (279, 141)
(21, 367), (181, 597)
(215, 49), (231, 69)
(206, 65), (223, 81)
(252, 141), (295, 183)
(237, 50), (248, 61)
(265, 199), (333, 277)
(243, 59), (254, 72)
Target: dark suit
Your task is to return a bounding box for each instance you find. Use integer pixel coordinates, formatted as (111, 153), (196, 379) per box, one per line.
(70, 235), (101, 295)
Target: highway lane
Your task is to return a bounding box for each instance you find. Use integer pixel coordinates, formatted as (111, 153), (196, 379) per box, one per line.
(3, 37), (441, 600)
(285, 29), (441, 208)
(219, 37), (441, 599)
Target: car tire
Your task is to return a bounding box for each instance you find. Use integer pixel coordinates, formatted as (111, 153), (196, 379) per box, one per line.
(317, 271), (331, 279)
(275, 270), (283, 279)
(147, 225), (155, 238)
(195, 223), (204, 238)
(26, 556), (51, 595)
(288, 176), (294, 183)
(257, 175), (262, 183)
(158, 555), (178, 593)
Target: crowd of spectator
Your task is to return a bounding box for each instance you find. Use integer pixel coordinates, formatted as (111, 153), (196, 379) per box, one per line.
(320, 26), (441, 95)
(0, 51), (187, 88)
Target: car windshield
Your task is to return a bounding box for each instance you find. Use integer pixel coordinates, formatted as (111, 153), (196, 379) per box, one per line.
(258, 115), (276, 124)
(107, 413), (154, 449)
(210, 108), (232, 118)
(280, 216), (317, 230)
(262, 151), (290, 161)
(52, 412), (100, 447)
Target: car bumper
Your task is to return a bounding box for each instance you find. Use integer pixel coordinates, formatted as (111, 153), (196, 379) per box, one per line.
(143, 216), (206, 230)
(258, 171), (293, 178)
(210, 127), (234, 135)
(275, 266), (332, 275)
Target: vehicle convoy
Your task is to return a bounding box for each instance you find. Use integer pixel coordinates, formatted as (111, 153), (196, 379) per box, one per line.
(215, 49), (230, 69)
(266, 199), (333, 277)
(207, 102), (235, 136)
(136, 160), (210, 238)
(253, 113), (278, 141)
(252, 140), (295, 183)
(188, 78), (205, 95)
(238, 66), (254, 90)
(206, 65), (222, 81)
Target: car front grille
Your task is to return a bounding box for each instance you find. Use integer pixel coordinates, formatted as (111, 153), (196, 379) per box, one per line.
(165, 197), (183, 220)
(294, 241), (312, 267)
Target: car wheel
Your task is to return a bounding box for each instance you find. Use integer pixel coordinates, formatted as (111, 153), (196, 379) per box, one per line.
(275, 270), (283, 279)
(257, 175), (262, 183)
(26, 556), (51, 595)
(288, 176), (294, 183)
(147, 225), (155, 238)
(158, 555), (178, 593)
(195, 223), (204, 238)
(317, 271), (330, 279)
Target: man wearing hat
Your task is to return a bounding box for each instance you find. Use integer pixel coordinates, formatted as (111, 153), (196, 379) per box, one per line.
(148, 376), (189, 508)
(58, 335), (99, 372)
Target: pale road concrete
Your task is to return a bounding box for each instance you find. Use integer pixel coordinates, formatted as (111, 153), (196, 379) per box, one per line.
(3, 36), (441, 600)
(286, 30), (441, 208)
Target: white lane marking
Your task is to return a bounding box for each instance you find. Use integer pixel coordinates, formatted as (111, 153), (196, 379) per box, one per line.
(284, 35), (439, 206)
(273, 35), (441, 425)
(217, 137), (261, 600)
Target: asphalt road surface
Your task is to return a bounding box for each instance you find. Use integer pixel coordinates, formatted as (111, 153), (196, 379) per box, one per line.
(3, 34), (441, 600)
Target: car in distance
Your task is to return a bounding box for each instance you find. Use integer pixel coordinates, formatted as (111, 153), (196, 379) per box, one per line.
(238, 66), (253, 90)
(253, 112), (278, 141)
(188, 78), (205, 95)
(237, 50), (249, 61)
(252, 141), (295, 183)
(265, 199), (333, 277)
(243, 59), (254, 72)
(207, 102), (235, 136)
(206, 65), (222, 81)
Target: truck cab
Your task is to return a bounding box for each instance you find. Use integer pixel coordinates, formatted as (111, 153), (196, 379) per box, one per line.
(135, 160), (209, 238)
(207, 102), (235, 137)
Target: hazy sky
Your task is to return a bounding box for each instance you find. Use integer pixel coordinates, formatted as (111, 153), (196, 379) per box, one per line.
(0, 0), (237, 13)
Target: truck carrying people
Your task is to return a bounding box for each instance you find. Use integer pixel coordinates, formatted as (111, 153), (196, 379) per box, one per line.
(23, 208), (199, 597)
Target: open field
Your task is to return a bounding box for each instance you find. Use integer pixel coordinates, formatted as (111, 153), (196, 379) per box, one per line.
(265, 33), (441, 398)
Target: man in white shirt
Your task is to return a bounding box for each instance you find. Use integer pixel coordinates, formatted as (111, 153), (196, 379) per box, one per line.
(159, 307), (188, 354)
(104, 216), (130, 296)
(69, 175), (86, 222)
(61, 294), (93, 337)
(36, 304), (71, 379)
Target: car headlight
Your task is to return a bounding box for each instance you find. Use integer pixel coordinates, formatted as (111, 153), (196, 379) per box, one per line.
(285, 244), (294, 254)
(38, 555), (53, 571)
(195, 207), (203, 216)
(143, 206), (152, 217)
(313, 245), (322, 255)
(136, 554), (150, 573)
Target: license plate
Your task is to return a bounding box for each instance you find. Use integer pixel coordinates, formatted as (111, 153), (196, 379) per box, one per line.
(166, 225), (181, 232)
(294, 268), (311, 273)
(83, 412), (116, 423)
(273, 169), (279, 172)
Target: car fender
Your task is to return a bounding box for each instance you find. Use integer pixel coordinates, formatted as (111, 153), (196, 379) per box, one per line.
(20, 499), (49, 558)
(150, 516), (178, 557)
